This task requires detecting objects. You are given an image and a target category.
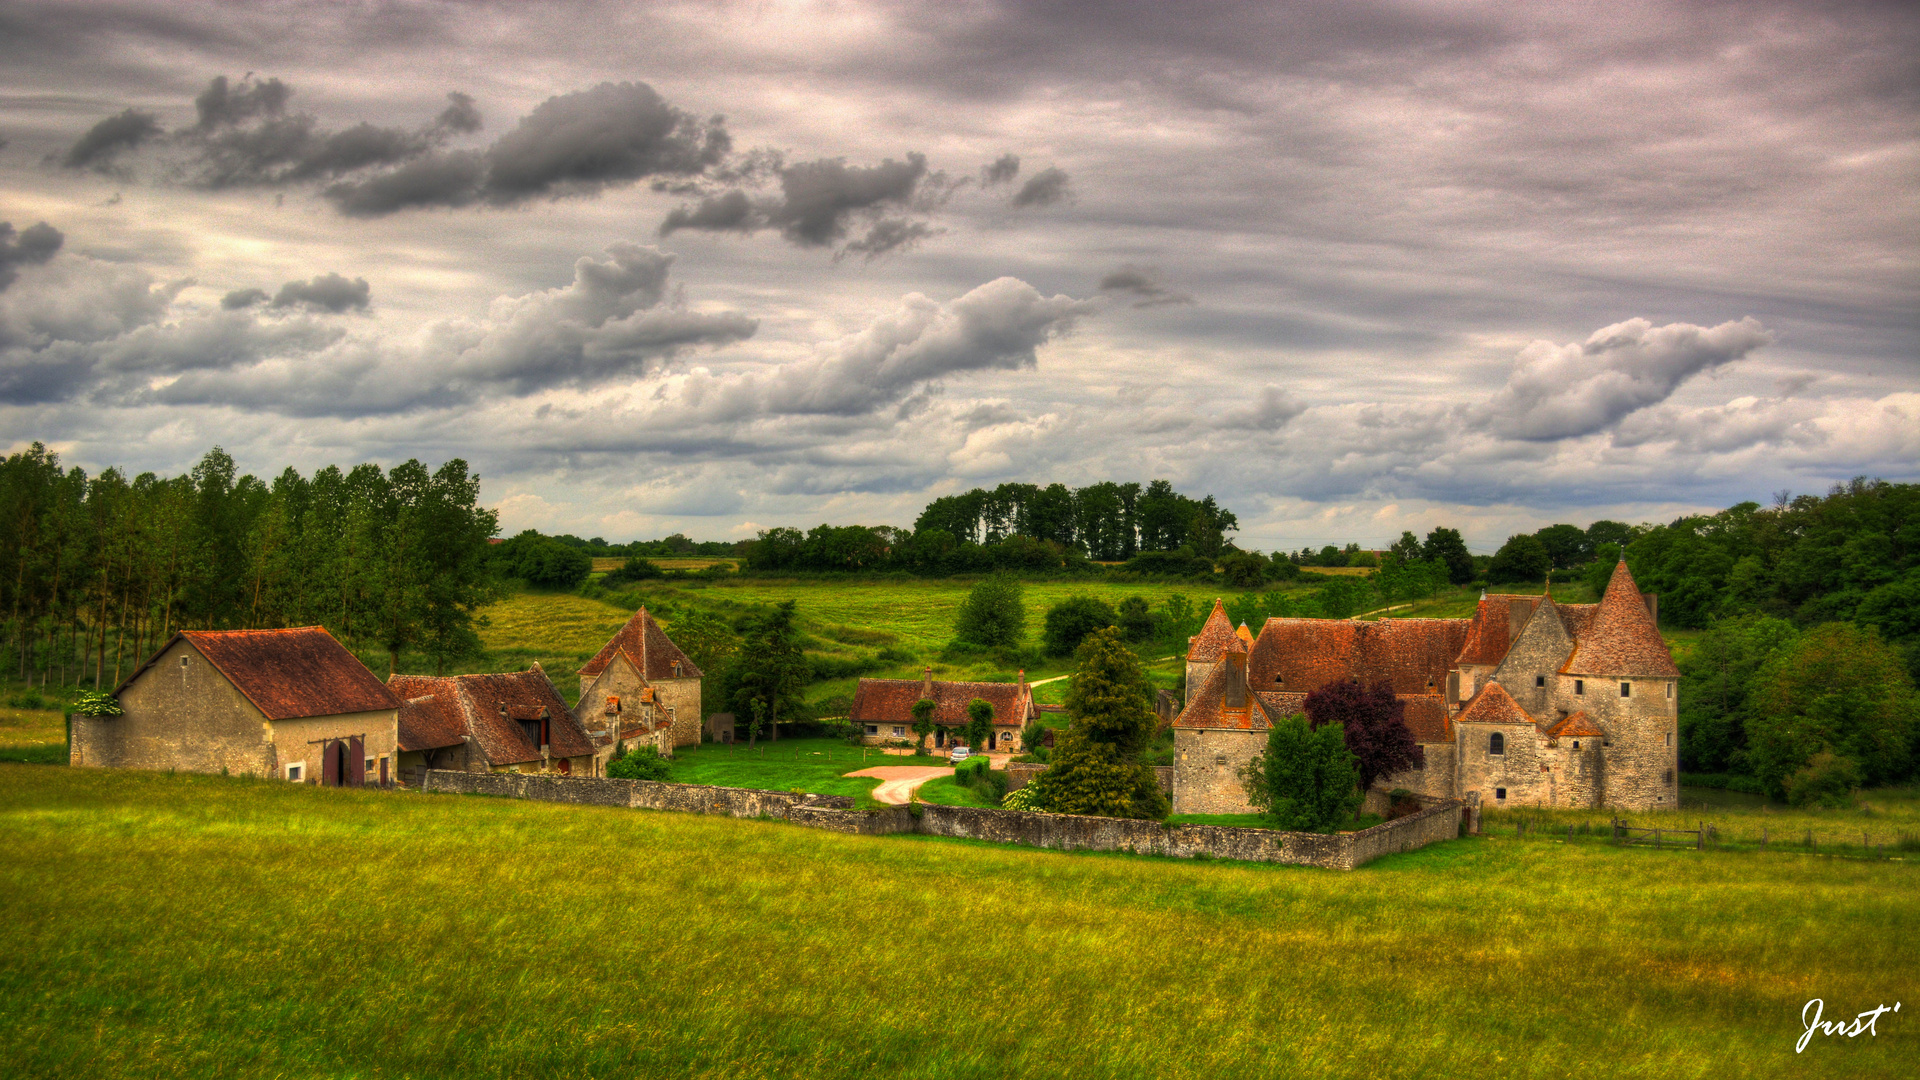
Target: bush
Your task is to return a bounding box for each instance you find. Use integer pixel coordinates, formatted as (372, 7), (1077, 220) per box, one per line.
(607, 745), (671, 781)
(9, 690), (56, 711)
(602, 557), (663, 586)
(1116, 596), (1157, 642)
(1124, 548), (1214, 579)
(953, 575), (1025, 648)
(1002, 784), (1044, 811)
(1783, 751), (1860, 808)
(1042, 595), (1119, 656)
(491, 530), (593, 589)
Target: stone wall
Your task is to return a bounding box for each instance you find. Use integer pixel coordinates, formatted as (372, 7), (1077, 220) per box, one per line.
(1378, 742), (1455, 800)
(1170, 727), (1265, 814)
(1006, 763), (1171, 793)
(421, 769), (1461, 870)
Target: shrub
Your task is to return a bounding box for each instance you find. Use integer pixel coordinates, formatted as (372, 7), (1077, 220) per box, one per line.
(1001, 784), (1044, 811)
(69, 690), (121, 717)
(606, 744), (672, 781)
(1782, 751), (1860, 808)
(953, 575), (1025, 648)
(602, 557), (663, 586)
(1043, 595), (1118, 657)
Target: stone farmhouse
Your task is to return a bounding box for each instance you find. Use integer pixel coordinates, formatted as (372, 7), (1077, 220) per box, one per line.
(1172, 561), (1679, 814)
(848, 667), (1036, 752)
(577, 607), (703, 751)
(389, 665), (599, 782)
(71, 627), (402, 786)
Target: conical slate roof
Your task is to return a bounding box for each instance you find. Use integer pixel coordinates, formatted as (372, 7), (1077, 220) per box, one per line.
(1562, 562), (1679, 678)
(1187, 599), (1246, 662)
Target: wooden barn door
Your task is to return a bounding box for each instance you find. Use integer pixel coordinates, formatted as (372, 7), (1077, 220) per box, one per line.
(321, 740), (342, 786)
(347, 736), (365, 788)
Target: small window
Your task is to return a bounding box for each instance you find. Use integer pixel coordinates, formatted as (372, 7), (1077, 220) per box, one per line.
(1495, 787), (1507, 801)
(1489, 732), (1505, 756)
(892, 726), (905, 737)
(1665, 731), (1672, 747)
(1572, 740), (1580, 750)
(1274, 674), (1285, 684)
(1534, 675), (1545, 688)
(365, 758), (375, 772)
(286, 763), (303, 782)
(1621, 682), (1631, 698)
(180, 655), (189, 668)
(1663, 769), (1674, 785)
(864, 724), (878, 735)
(1574, 679), (1584, 696)
(1666, 683), (1673, 700)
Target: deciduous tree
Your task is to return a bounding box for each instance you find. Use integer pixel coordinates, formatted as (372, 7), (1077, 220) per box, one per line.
(1302, 678), (1422, 793)
(1239, 714), (1362, 832)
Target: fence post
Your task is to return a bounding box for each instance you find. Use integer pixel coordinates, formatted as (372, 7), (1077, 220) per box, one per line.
(1654, 827), (1661, 848)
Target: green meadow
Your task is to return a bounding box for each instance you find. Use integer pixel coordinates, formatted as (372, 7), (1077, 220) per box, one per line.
(1, 764), (1912, 1079)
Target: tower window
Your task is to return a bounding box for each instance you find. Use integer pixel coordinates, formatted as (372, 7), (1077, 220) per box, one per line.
(1574, 679), (1584, 696)
(1620, 682), (1631, 698)
(1572, 740), (1580, 750)
(1495, 787), (1507, 801)
(1666, 683), (1673, 700)
(1665, 732), (1672, 747)
(1489, 732), (1505, 756)
(1534, 675), (1545, 688)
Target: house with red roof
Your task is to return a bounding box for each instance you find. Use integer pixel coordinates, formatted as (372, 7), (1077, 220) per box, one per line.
(848, 667), (1036, 752)
(73, 627), (402, 787)
(389, 665), (600, 782)
(1172, 562), (1680, 814)
(577, 607), (704, 752)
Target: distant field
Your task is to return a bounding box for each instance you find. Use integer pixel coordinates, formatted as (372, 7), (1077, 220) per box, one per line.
(590, 556), (739, 572)
(1, 765), (1911, 1079)
(0, 706), (65, 764)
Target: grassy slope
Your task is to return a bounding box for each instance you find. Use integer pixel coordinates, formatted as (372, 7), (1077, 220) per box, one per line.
(1, 765), (1912, 1079)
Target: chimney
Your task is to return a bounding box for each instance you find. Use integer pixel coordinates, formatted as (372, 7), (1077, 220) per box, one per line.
(1508, 598), (1533, 641)
(1641, 592), (1658, 625)
(1225, 652), (1248, 710)
(922, 666), (934, 700)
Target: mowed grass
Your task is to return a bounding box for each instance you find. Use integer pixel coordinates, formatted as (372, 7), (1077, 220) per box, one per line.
(1485, 786), (1920, 853)
(663, 736), (902, 805)
(0, 705), (65, 764)
(1, 765), (1912, 1079)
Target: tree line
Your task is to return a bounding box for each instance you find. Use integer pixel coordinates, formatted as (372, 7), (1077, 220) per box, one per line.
(0, 443), (500, 689)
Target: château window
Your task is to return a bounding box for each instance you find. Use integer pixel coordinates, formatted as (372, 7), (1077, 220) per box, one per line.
(1666, 683), (1673, 700)
(1489, 732), (1505, 756)
(1621, 681), (1631, 698)
(1535, 675), (1546, 688)
(1574, 680), (1584, 695)
(1495, 787), (1507, 801)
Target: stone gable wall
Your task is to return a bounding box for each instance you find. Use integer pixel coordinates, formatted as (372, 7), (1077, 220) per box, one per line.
(1379, 742), (1456, 800)
(1171, 727), (1265, 814)
(420, 770), (1461, 870)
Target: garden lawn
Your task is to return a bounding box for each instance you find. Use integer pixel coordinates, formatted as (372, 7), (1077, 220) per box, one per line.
(662, 737), (894, 805)
(0, 765), (1912, 1079)
(913, 774), (997, 807)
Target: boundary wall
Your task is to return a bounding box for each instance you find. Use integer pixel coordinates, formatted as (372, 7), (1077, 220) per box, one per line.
(419, 770), (1461, 870)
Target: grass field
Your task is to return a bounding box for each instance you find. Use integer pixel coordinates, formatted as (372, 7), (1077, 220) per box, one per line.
(1, 764), (1911, 1079)
(660, 736), (920, 806)
(0, 704), (64, 764)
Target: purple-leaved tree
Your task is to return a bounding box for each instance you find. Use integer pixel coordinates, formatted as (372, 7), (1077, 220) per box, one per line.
(1302, 679), (1424, 794)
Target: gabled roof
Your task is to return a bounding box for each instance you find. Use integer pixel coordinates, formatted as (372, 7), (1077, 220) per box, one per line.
(1455, 682), (1536, 727)
(1400, 695), (1452, 743)
(1562, 562), (1679, 678)
(1247, 618), (1468, 696)
(848, 678), (1030, 727)
(1187, 600), (1244, 662)
(1455, 597), (1513, 666)
(389, 668), (594, 765)
(578, 607), (703, 681)
(1544, 711), (1605, 739)
(1173, 661), (1270, 730)
(121, 627), (400, 721)
(394, 692), (466, 752)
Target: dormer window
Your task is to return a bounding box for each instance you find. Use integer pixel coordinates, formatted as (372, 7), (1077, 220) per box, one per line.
(1274, 675), (1285, 685)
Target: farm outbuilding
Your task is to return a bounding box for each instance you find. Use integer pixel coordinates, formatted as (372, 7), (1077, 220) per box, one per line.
(72, 627), (401, 786)
(848, 668), (1036, 752)
(389, 665), (598, 782)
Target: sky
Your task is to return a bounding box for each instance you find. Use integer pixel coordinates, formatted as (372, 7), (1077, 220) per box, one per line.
(1, 0), (1915, 554)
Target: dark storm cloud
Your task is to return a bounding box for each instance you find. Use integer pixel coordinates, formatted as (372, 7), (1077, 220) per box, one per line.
(220, 287), (266, 309)
(1097, 265), (1193, 308)
(981, 153), (1019, 185)
(269, 272), (369, 313)
(60, 108), (161, 171)
(1009, 166), (1069, 208)
(659, 151), (949, 258)
(193, 74), (291, 130)
(0, 219), (62, 291)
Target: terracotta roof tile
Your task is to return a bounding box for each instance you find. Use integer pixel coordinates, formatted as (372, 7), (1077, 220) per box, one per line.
(1562, 562), (1679, 678)
(848, 678), (1030, 727)
(390, 668), (593, 765)
(1247, 618), (1468, 696)
(579, 607), (703, 681)
(392, 689), (466, 752)
(1454, 598), (1512, 666)
(1455, 681), (1536, 727)
(1544, 710), (1605, 739)
(1175, 662), (1263, 730)
(1399, 695), (1452, 743)
(1187, 600), (1244, 662)
(127, 628), (401, 720)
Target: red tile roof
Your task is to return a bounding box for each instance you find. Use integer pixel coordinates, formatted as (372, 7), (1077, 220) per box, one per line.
(1175, 661), (1267, 730)
(1544, 710), (1605, 739)
(1562, 562), (1679, 678)
(388, 668), (594, 765)
(578, 607), (703, 681)
(1455, 598), (1513, 666)
(1187, 600), (1244, 662)
(1400, 695), (1452, 743)
(1248, 618), (1468, 696)
(1455, 681), (1536, 727)
(121, 627), (401, 721)
(393, 691), (467, 752)
(848, 678), (1031, 727)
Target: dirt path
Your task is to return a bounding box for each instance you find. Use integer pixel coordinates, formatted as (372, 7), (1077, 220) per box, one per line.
(846, 765), (951, 805)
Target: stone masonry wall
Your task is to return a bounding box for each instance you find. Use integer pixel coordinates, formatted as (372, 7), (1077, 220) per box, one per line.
(420, 769), (1462, 870)
(1378, 742), (1455, 800)
(1171, 727), (1265, 814)
(1005, 763), (1173, 793)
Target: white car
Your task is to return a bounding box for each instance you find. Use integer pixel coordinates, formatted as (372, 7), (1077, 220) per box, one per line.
(948, 746), (971, 764)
